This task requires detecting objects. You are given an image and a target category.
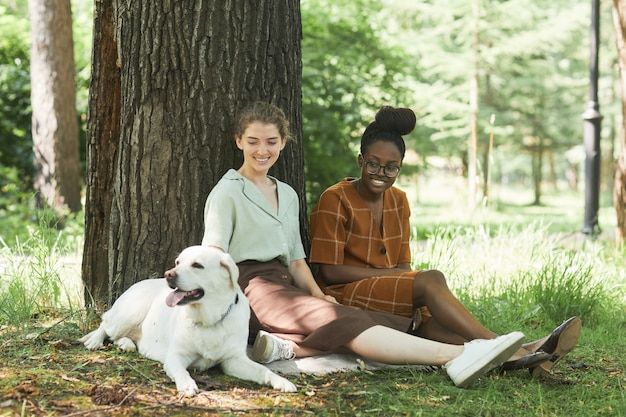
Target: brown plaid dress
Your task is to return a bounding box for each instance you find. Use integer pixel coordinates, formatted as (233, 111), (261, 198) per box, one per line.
(310, 179), (431, 321)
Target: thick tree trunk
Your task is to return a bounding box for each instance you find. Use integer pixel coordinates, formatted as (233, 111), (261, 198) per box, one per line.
(89, 0), (304, 303)
(81, 0), (120, 308)
(29, 0), (81, 213)
(612, 1), (626, 243)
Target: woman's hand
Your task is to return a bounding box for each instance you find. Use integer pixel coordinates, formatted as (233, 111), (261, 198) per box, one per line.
(409, 308), (423, 332)
(289, 259), (335, 300)
(323, 294), (338, 304)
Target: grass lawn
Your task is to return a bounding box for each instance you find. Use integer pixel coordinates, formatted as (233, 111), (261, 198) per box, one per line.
(0, 182), (625, 416)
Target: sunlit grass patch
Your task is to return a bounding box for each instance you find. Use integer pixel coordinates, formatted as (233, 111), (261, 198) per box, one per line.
(0, 219), (83, 327)
(411, 222), (625, 334)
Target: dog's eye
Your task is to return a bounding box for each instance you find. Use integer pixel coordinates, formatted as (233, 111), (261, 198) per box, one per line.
(191, 262), (204, 269)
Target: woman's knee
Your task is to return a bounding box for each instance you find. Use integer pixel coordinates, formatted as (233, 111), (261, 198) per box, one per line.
(413, 270), (450, 296)
(418, 269), (447, 286)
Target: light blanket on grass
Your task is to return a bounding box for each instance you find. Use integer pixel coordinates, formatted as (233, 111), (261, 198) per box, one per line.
(252, 350), (437, 376)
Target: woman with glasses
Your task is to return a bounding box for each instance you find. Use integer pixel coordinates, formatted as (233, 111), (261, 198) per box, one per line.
(309, 106), (581, 374)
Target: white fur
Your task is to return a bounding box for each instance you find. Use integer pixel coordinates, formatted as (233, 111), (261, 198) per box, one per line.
(79, 245), (297, 395)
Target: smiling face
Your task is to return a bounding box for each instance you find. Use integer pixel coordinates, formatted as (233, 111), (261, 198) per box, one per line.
(358, 140), (403, 197)
(236, 121), (286, 175)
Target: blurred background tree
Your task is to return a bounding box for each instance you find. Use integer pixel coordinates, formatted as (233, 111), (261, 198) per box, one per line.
(0, 0), (91, 216)
(382, 0), (618, 207)
(29, 0), (81, 213)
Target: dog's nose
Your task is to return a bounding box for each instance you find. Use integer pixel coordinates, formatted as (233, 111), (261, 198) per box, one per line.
(164, 269), (176, 280)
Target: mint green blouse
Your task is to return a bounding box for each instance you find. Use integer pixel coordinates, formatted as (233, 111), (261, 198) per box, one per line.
(201, 169), (306, 267)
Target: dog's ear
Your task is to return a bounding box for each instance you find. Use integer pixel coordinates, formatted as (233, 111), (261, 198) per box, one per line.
(220, 252), (239, 286)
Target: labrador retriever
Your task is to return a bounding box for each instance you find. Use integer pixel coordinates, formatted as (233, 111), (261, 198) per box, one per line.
(79, 245), (297, 395)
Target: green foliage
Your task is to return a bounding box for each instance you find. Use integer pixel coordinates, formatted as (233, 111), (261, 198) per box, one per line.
(301, 0), (418, 208)
(0, 166), (38, 244)
(0, 183), (85, 253)
(518, 250), (607, 324)
(298, 0), (615, 211)
(0, 191), (84, 327)
(0, 4), (33, 191)
(413, 222), (624, 335)
(0, 215), (83, 327)
(383, 0), (617, 193)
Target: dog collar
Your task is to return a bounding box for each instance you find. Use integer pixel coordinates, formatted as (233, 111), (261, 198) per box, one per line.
(217, 294), (239, 324)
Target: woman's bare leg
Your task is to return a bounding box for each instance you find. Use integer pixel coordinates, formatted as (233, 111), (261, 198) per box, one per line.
(413, 270), (496, 341)
(413, 270), (535, 359)
(416, 317), (469, 345)
(291, 344), (325, 358)
(344, 325), (463, 365)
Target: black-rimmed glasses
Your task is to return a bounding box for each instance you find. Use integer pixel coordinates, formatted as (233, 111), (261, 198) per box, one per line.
(363, 161), (401, 178)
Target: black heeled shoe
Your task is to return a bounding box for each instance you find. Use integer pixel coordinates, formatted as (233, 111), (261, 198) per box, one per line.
(501, 350), (553, 371)
(530, 316), (582, 377)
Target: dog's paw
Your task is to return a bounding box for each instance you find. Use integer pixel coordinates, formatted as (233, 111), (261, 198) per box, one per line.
(81, 338), (104, 350)
(268, 374), (297, 392)
(79, 330), (105, 350)
(115, 337), (137, 351)
(175, 379), (199, 396)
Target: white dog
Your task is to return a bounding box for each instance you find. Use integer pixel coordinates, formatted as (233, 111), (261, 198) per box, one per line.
(79, 245), (297, 395)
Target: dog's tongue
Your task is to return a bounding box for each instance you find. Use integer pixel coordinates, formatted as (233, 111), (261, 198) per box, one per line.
(166, 288), (186, 307)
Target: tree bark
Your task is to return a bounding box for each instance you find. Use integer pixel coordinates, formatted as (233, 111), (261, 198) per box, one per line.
(81, 0), (120, 308)
(612, 0), (626, 243)
(29, 0), (81, 213)
(82, 0), (304, 305)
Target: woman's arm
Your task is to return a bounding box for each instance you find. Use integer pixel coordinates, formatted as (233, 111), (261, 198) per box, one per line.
(289, 259), (337, 302)
(319, 262), (412, 285)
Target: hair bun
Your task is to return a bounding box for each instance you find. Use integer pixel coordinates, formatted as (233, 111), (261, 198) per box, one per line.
(374, 106), (416, 136)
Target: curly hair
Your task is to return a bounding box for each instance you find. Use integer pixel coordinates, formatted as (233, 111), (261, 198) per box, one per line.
(360, 106), (416, 159)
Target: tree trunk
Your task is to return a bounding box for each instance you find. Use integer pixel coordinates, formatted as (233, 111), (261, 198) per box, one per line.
(566, 160), (578, 191)
(82, 0), (304, 305)
(468, 0), (479, 210)
(29, 0), (81, 214)
(532, 143), (543, 206)
(81, 0), (120, 308)
(612, 0), (626, 244)
(547, 151), (557, 190)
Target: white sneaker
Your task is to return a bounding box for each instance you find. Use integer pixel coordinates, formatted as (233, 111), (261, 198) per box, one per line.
(251, 330), (296, 364)
(445, 331), (524, 388)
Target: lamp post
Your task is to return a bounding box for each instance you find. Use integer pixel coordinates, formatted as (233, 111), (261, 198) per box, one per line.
(582, 0), (603, 236)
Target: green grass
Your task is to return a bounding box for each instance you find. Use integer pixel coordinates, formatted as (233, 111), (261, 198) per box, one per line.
(0, 185), (625, 416)
(0, 213), (84, 327)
